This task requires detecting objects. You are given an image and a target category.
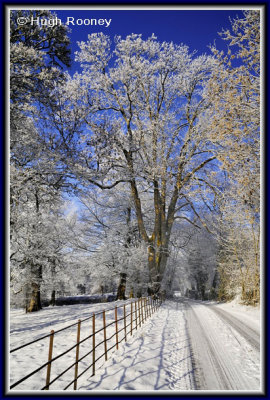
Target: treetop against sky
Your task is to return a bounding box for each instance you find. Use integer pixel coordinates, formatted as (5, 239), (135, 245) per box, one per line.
(12, 7), (252, 75)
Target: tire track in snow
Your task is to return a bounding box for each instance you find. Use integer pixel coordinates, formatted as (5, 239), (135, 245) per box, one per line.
(186, 304), (236, 390)
(185, 300), (260, 391)
(209, 306), (260, 351)
(162, 301), (197, 390)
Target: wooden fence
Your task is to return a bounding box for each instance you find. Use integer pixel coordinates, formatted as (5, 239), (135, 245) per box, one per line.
(10, 296), (162, 391)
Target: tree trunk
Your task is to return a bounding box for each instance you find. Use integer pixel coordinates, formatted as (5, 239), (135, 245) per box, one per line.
(147, 225), (170, 296)
(50, 258), (57, 305)
(116, 272), (127, 300)
(27, 281), (42, 312)
(50, 290), (56, 306)
(128, 168), (176, 297)
(26, 265), (42, 313)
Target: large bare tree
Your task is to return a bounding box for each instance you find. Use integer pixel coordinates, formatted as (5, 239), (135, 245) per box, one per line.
(47, 34), (218, 294)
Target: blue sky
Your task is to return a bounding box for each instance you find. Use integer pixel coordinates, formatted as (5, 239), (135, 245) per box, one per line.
(53, 9), (242, 74)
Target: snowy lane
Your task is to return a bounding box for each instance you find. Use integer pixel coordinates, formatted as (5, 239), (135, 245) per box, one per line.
(185, 299), (260, 391)
(209, 306), (260, 351)
(9, 299), (261, 392)
(78, 301), (196, 391)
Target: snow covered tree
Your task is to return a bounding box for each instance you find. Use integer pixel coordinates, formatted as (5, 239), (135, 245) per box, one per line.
(63, 186), (149, 298)
(215, 187), (260, 304)
(186, 229), (218, 300)
(10, 10), (71, 311)
(10, 162), (67, 311)
(207, 10), (260, 212)
(10, 10), (70, 105)
(46, 33), (218, 294)
(205, 11), (260, 304)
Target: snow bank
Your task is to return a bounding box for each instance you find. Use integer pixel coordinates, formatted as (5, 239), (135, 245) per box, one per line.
(214, 297), (260, 333)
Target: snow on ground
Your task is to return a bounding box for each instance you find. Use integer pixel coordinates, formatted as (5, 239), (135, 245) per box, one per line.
(9, 298), (261, 393)
(10, 300), (133, 391)
(213, 297), (260, 333)
(9, 300), (195, 392)
(185, 299), (260, 391)
(10, 300), (123, 349)
(78, 300), (195, 391)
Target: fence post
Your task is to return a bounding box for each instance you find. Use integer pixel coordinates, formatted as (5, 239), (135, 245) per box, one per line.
(130, 302), (133, 336)
(45, 330), (54, 390)
(141, 298), (144, 324)
(135, 300), (138, 330)
(92, 314), (96, 376)
(145, 298), (148, 319)
(103, 310), (108, 361)
(115, 307), (119, 350)
(124, 304), (127, 342)
(74, 320), (81, 390)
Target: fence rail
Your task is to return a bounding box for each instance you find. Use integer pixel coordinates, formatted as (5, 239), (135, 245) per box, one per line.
(10, 296), (162, 391)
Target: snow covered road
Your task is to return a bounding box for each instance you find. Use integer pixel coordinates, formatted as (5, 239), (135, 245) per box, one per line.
(209, 305), (260, 351)
(9, 298), (261, 393)
(78, 299), (261, 392)
(185, 299), (260, 391)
